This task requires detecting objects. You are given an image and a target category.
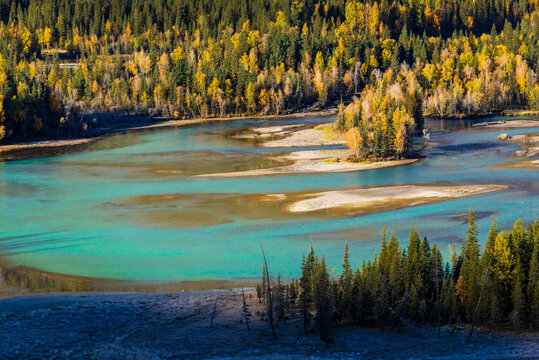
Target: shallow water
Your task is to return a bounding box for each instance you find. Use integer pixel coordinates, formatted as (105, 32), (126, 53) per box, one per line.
(0, 116), (537, 281)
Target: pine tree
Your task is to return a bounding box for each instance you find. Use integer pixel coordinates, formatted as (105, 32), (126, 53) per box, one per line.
(338, 241), (353, 320)
(479, 217), (498, 324)
(313, 255), (332, 343)
(430, 245), (443, 338)
(528, 222), (539, 327)
(441, 274), (458, 324)
(275, 274), (286, 322)
(289, 279), (298, 309)
(388, 231), (404, 305)
(458, 207), (481, 322)
(511, 259), (526, 330)
(299, 245), (314, 334)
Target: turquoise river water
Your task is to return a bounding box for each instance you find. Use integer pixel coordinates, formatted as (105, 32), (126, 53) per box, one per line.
(0, 116), (538, 282)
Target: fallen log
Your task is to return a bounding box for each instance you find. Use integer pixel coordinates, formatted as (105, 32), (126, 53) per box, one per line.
(388, 307), (428, 339)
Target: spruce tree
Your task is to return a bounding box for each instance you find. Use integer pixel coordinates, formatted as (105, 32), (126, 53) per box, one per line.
(479, 217), (498, 324)
(289, 279), (298, 309)
(528, 224), (539, 327)
(275, 274), (286, 322)
(511, 259), (526, 330)
(459, 207), (481, 322)
(313, 255), (332, 343)
(339, 241), (353, 320)
(299, 246), (314, 334)
(430, 245), (443, 338)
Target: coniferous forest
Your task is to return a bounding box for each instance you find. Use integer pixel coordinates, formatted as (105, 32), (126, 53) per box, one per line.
(0, 2), (538, 358)
(258, 210), (539, 342)
(1, 0), (539, 156)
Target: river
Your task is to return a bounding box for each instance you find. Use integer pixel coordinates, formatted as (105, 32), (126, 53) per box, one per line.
(0, 116), (537, 282)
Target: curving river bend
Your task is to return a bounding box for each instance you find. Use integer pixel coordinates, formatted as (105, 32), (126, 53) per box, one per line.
(0, 116), (537, 282)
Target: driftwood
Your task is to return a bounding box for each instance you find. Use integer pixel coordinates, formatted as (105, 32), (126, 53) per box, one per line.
(389, 307), (428, 339)
(210, 298), (218, 328)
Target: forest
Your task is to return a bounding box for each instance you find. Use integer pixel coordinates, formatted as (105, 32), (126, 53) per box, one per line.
(256, 209), (539, 342)
(0, 0), (538, 154)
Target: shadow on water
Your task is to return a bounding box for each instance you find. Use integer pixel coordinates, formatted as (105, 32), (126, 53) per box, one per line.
(0, 232), (87, 255)
(0, 263), (254, 295)
(0, 232), (253, 294)
(437, 141), (502, 153)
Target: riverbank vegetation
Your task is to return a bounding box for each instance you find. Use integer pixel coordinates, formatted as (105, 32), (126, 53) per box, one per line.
(1, 0), (539, 144)
(258, 209), (539, 342)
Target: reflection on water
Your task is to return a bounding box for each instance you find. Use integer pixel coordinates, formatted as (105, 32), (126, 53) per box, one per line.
(0, 116), (537, 282)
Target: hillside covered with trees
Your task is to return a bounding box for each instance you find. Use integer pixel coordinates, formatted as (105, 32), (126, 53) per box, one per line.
(257, 210), (539, 342)
(0, 0), (539, 149)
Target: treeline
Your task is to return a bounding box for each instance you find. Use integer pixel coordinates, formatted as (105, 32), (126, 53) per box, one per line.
(257, 210), (539, 342)
(0, 0), (535, 39)
(1, 0), (539, 143)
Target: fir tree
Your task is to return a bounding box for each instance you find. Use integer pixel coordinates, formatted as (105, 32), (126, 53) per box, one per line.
(458, 208), (481, 321)
(313, 255), (332, 343)
(299, 245), (314, 334)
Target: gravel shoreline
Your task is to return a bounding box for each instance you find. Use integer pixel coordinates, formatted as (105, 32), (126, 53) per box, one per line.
(1, 289), (538, 359)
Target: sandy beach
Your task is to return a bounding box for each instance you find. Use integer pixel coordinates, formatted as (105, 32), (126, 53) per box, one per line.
(286, 184), (509, 213)
(261, 128), (344, 148)
(498, 159), (539, 169)
(231, 122), (344, 147)
(197, 149), (418, 177)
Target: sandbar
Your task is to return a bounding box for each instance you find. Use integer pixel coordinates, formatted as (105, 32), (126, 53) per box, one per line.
(287, 184), (509, 213)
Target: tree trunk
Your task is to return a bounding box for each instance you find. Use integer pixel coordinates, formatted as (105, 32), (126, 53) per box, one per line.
(242, 288), (250, 331)
(261, 245), (276, 339)
(389, 307), (428, 339)
(467, 268), (490, 343)
(210, 298), (218, 328)
(436, 258), (441, 339)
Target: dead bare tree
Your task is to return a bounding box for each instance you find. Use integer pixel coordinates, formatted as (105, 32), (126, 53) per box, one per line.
(241, 288), (251, 331)
(210, 298), (218, 328)
(261, 245), (276, 339)
(467, 267), (490, 343)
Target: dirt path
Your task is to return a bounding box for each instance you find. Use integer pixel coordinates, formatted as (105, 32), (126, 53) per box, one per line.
(0, 290), (537, 359)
